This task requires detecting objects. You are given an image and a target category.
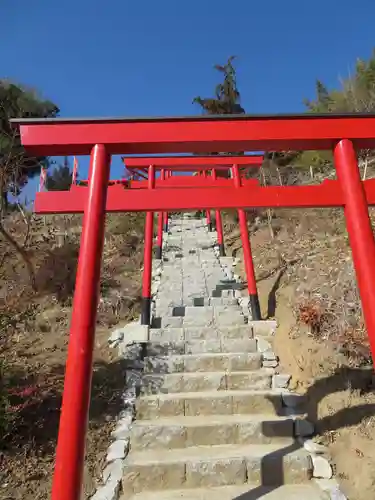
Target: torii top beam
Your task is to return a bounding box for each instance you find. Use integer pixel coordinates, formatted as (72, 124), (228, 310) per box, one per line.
(122, 155), (264, 172)
(11, 113), (375, 156)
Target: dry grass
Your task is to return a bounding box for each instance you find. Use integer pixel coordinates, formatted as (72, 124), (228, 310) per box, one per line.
(0, 211), (145, 499)
(223, 205), (375, 499)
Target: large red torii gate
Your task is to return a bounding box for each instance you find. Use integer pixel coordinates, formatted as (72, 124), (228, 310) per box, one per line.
(11, 112), (375, 500)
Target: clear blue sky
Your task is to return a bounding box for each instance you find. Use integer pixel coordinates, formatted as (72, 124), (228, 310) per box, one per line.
(2, 0), (375, 198)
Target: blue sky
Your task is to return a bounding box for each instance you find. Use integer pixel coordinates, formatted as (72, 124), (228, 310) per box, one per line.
(2, 0), (375, 199)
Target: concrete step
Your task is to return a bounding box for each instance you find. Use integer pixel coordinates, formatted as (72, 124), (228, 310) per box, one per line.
(141, 370), (273, 395)
(159, 314), (246, 328)
(136, 389), (284, 419)
(130, 414), (295, 451)
(122, 443), (312, 495)
(149, 325), (255, 342)
(144, 352), (263, 373)
(123, 483), (328, 500)
(146, 337), (258, 356)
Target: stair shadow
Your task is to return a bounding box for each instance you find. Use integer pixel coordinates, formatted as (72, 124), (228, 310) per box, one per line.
(265, 259), (300, 319)
(233, 366), (375, 499)
(266, 267), (286, 319)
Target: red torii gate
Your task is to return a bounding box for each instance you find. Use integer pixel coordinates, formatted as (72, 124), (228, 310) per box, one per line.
(123, 155), (264, 238)
(122, 155), (264, 320)
(11, 112), (375, 500)
(74, 155), (264, 323)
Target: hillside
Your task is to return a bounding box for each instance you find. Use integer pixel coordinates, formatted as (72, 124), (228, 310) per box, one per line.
(223, 204), (375, 500)
(0, 211), (145, 499)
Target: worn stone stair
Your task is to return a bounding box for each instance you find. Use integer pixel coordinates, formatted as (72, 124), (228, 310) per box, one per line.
(120, 216), (330, 500)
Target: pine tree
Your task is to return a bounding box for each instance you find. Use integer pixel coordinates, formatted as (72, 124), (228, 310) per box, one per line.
(193, 56), (245, 115)
(46, 157), (73, 191)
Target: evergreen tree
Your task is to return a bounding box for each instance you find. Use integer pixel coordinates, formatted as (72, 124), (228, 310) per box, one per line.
(0, 80), (59, 209)
(193, 56), (245, 115)
(193, 57), (245, 172)
(46, 157), (73, 191)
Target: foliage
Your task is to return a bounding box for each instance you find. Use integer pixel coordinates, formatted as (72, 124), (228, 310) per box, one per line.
(270, 50), (375, 176)
(193, 56), (245, 172)
(0, 80), (59, 207)
(46, 157), (73, 191)
(0, 81), (59, 289)
(193, 56), (245, 115)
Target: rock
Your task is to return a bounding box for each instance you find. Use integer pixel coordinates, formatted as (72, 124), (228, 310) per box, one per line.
(238, 297), (250, 307)
(263, 350), (277, 361)
(263, 360), (278, 368)
(117, 323), (149, 354)
(256, 337), (272, 353)
(111, 415), (132, 439)
(314, 479), (347, 499)
(312, 455), (333, 479)
(106, 439), (129, 463)
(102, 459), (124, 483)
(108, 329), (124, 348)
(302, 438), (329, 455)
(295, 419), (315, 437)
(273, 374), (291, 389)
(91, 478), (121, 500)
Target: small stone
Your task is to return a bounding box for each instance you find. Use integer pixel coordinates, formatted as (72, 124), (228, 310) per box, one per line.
(263, 360), (278, 368)
(312, 455), (333, 479)
(111, 416), (132, 439)
(108, 329), (124, 347)
(272, 374), (291, 389)
(314, 479), (347, 499)
(295, 418), (315, 437)
(256, 337), (272, 353)
(91, 478), (120, 500)
(302, 438), (329, 455)
(106, 439), (129, 462)
(239, 297), (250, 307)
(102, 459), (123, 483)
(263, 350), (277, 361)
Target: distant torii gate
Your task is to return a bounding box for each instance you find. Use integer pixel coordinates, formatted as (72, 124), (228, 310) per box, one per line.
(11, 112), (375, 500)
(122, 155), (264, 321)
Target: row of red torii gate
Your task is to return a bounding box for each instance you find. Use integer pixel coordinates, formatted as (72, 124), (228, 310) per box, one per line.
(11, 112), (375, 500)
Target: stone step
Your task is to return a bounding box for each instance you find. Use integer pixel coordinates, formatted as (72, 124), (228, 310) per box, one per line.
(160, 315), (246, 328)
(146, 337), (258, 356)
(207, 296), (239, 306)
(150, 325), (254, 342)
(122, 443), (312, 495)
(123, 483), (328, 500)
(144, 352), (262, 373)
(141, 370), (273, 395)
(136, 389), (284, 419)
(130, 414), (295, 451)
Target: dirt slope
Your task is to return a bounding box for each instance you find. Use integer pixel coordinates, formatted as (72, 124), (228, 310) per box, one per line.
(0, 212), (145, 499)
(224, 208), (375, 500)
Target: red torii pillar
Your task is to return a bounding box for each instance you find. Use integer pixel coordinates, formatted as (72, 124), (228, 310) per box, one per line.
(51, 144), (111, 500)
(203, 171), (213, 231)
(211, 168), (225, 256)
(334, 139), (375, 358)
(232, 164), (261, 320)
(163, 171), (169, 233)
(141, 165), (155, 325)
(156, 169), (165, 260)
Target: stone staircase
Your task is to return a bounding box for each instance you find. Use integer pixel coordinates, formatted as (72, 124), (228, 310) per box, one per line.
(120, 216), (331, 499)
